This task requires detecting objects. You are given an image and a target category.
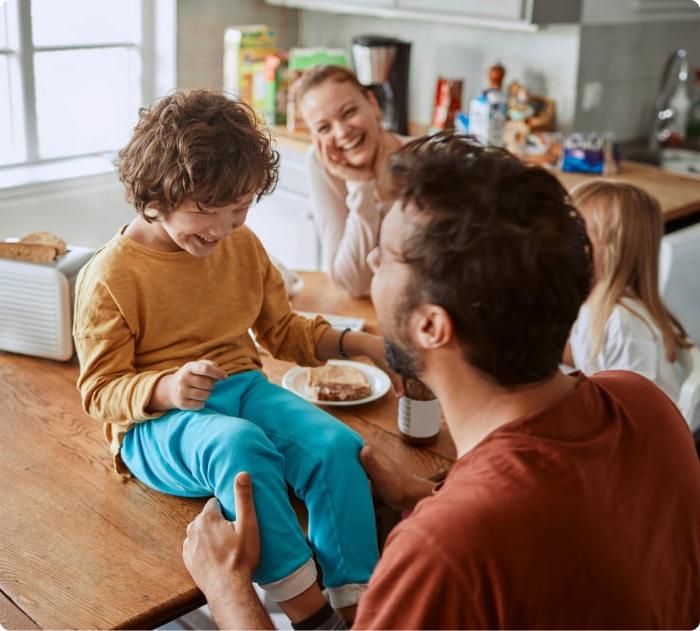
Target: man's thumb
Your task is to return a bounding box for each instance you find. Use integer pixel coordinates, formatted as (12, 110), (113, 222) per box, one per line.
(233, 472), (256, 530)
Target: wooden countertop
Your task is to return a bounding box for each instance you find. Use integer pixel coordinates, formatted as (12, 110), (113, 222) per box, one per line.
(272, 126), (700, 224)
(556, 161), (700, 224)
(0, 272), (453, 630)
(273, 125), (313, 154)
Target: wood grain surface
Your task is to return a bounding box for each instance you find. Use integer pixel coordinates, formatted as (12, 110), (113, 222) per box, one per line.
(555, 160), (700, 223)
(0, 272), (454, 629)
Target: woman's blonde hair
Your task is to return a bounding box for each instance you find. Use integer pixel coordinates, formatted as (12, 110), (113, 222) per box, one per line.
(291, 65), (368, 106)
(571, 180), (690, 362)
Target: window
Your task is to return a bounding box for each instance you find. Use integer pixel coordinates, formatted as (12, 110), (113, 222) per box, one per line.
(0, 0), (175, 170)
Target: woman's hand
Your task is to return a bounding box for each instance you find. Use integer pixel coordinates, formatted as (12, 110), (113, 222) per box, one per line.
(314, 137), (374, 183)
(315, 130), (403, 199)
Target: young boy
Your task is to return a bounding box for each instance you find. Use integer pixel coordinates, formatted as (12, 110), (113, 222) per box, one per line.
(73, 89), (390, 623)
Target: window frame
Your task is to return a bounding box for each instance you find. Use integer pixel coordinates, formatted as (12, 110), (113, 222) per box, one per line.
(0, 0), (174, 170)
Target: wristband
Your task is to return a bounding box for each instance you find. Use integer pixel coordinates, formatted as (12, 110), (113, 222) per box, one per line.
(338, 327), (352, 359)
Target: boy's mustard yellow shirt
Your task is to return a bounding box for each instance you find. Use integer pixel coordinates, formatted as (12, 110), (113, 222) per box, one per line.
(73, 225), (330, 474)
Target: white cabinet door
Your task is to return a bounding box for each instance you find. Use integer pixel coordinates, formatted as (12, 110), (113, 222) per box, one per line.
(247, 189), (319, 271)
(327, 0), (395, 6)
(267, 0), (395, 8)
(396, 0), (524, 20)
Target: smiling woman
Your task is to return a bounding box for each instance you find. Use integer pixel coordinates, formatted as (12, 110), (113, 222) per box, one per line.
(295, 66), (409, 298)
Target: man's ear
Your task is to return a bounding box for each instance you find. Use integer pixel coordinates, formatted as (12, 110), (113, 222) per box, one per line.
(411, 304), (454, 351)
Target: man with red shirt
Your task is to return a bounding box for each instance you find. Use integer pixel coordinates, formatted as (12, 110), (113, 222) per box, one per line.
(182, 133), (700, 630)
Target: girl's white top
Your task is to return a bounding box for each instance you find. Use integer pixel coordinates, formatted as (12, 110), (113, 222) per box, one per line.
(570, 297), (686, 402)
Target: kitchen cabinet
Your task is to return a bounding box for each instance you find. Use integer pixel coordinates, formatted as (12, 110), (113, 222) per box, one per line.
(246, 146), (320, 271)
(398, 0), (581, 22)
(397, 0), (525, 21)
(265, 0), (582, 29)
(582, 0), (700, 24)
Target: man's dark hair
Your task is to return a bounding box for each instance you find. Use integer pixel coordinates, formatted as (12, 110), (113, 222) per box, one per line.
(388, 132), (592, 388)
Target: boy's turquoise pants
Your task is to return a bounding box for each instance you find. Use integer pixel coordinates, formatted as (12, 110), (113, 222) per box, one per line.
(121, 370), (379, 606)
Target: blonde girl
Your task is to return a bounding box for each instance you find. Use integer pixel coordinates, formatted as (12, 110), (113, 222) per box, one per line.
(566, 180), (692, 402)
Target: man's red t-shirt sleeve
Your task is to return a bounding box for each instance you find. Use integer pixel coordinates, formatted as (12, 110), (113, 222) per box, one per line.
(354, 526), (484, 630)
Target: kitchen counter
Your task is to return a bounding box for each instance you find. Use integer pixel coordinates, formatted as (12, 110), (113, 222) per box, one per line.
(273, 125), (313, 154)
(272, 126), (700, 226)
(556, 161), (700, 225)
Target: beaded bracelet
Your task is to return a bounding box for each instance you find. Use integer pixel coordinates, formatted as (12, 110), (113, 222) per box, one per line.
(338, 327), (352, 359)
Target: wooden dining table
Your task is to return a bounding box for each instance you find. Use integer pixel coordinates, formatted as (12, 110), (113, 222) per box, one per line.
(0, 271), (456, 630)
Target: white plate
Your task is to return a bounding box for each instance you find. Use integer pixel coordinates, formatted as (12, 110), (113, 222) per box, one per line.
(282, 360), (391, 407)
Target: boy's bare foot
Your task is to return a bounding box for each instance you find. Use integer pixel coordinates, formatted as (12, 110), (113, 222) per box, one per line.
(278, 583), (327, 624)
(336, 604), (357, 624)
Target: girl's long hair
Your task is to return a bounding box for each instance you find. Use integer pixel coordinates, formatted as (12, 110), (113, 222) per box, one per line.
(571, 180), (691, 362)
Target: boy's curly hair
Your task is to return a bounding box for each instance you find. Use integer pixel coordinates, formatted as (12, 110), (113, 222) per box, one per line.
(117, 90), (279, 219)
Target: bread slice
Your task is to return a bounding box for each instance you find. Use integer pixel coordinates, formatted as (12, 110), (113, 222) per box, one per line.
(20, 231), (68, 255)
(0, 241), (59, 264)
(307, 365), (372, 402)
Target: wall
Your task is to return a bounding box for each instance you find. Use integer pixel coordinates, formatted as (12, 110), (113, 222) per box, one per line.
(174, 1), (581, 130)
(177, 0), (299, 90)
(298, 10), (581, 131)
(575, 20), (700, 140)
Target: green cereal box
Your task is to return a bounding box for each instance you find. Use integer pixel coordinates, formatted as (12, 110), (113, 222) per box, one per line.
(286, 48), (349, 132)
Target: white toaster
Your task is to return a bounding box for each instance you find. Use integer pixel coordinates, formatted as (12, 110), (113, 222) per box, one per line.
(0, 245), (95, 361)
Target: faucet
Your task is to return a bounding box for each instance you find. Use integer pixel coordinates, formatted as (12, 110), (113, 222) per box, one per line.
(649, 48), (690, 152)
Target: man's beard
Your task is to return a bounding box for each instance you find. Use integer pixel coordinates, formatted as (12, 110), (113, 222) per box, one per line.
(384, 337), (423, 380)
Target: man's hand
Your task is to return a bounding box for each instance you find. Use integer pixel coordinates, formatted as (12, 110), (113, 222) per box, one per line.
(360, 445), (435, 512)
(183, 472), (260, 596)
(149, 359), (227, 411)
(183, 473), (273, 630)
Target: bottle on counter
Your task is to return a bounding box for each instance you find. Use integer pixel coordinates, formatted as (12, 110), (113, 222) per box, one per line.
(398, 378), (441, 445)
(468, 62), (507, 147)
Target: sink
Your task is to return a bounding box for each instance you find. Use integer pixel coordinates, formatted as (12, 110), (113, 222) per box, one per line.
(617, 139), (700, 178)
(660, 148), (700, 178)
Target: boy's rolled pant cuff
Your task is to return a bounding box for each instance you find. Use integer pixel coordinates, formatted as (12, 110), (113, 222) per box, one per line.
(324, 583), (367, 609)
(259, 558), (318, 603)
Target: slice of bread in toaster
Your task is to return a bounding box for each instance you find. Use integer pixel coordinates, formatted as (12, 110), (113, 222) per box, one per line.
(307, 365), (372, 402)
(0, 242), (59, 264)
(20, 231), (68, 255)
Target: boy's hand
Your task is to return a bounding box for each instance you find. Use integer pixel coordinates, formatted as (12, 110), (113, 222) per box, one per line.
(150, 360), (227, 411)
